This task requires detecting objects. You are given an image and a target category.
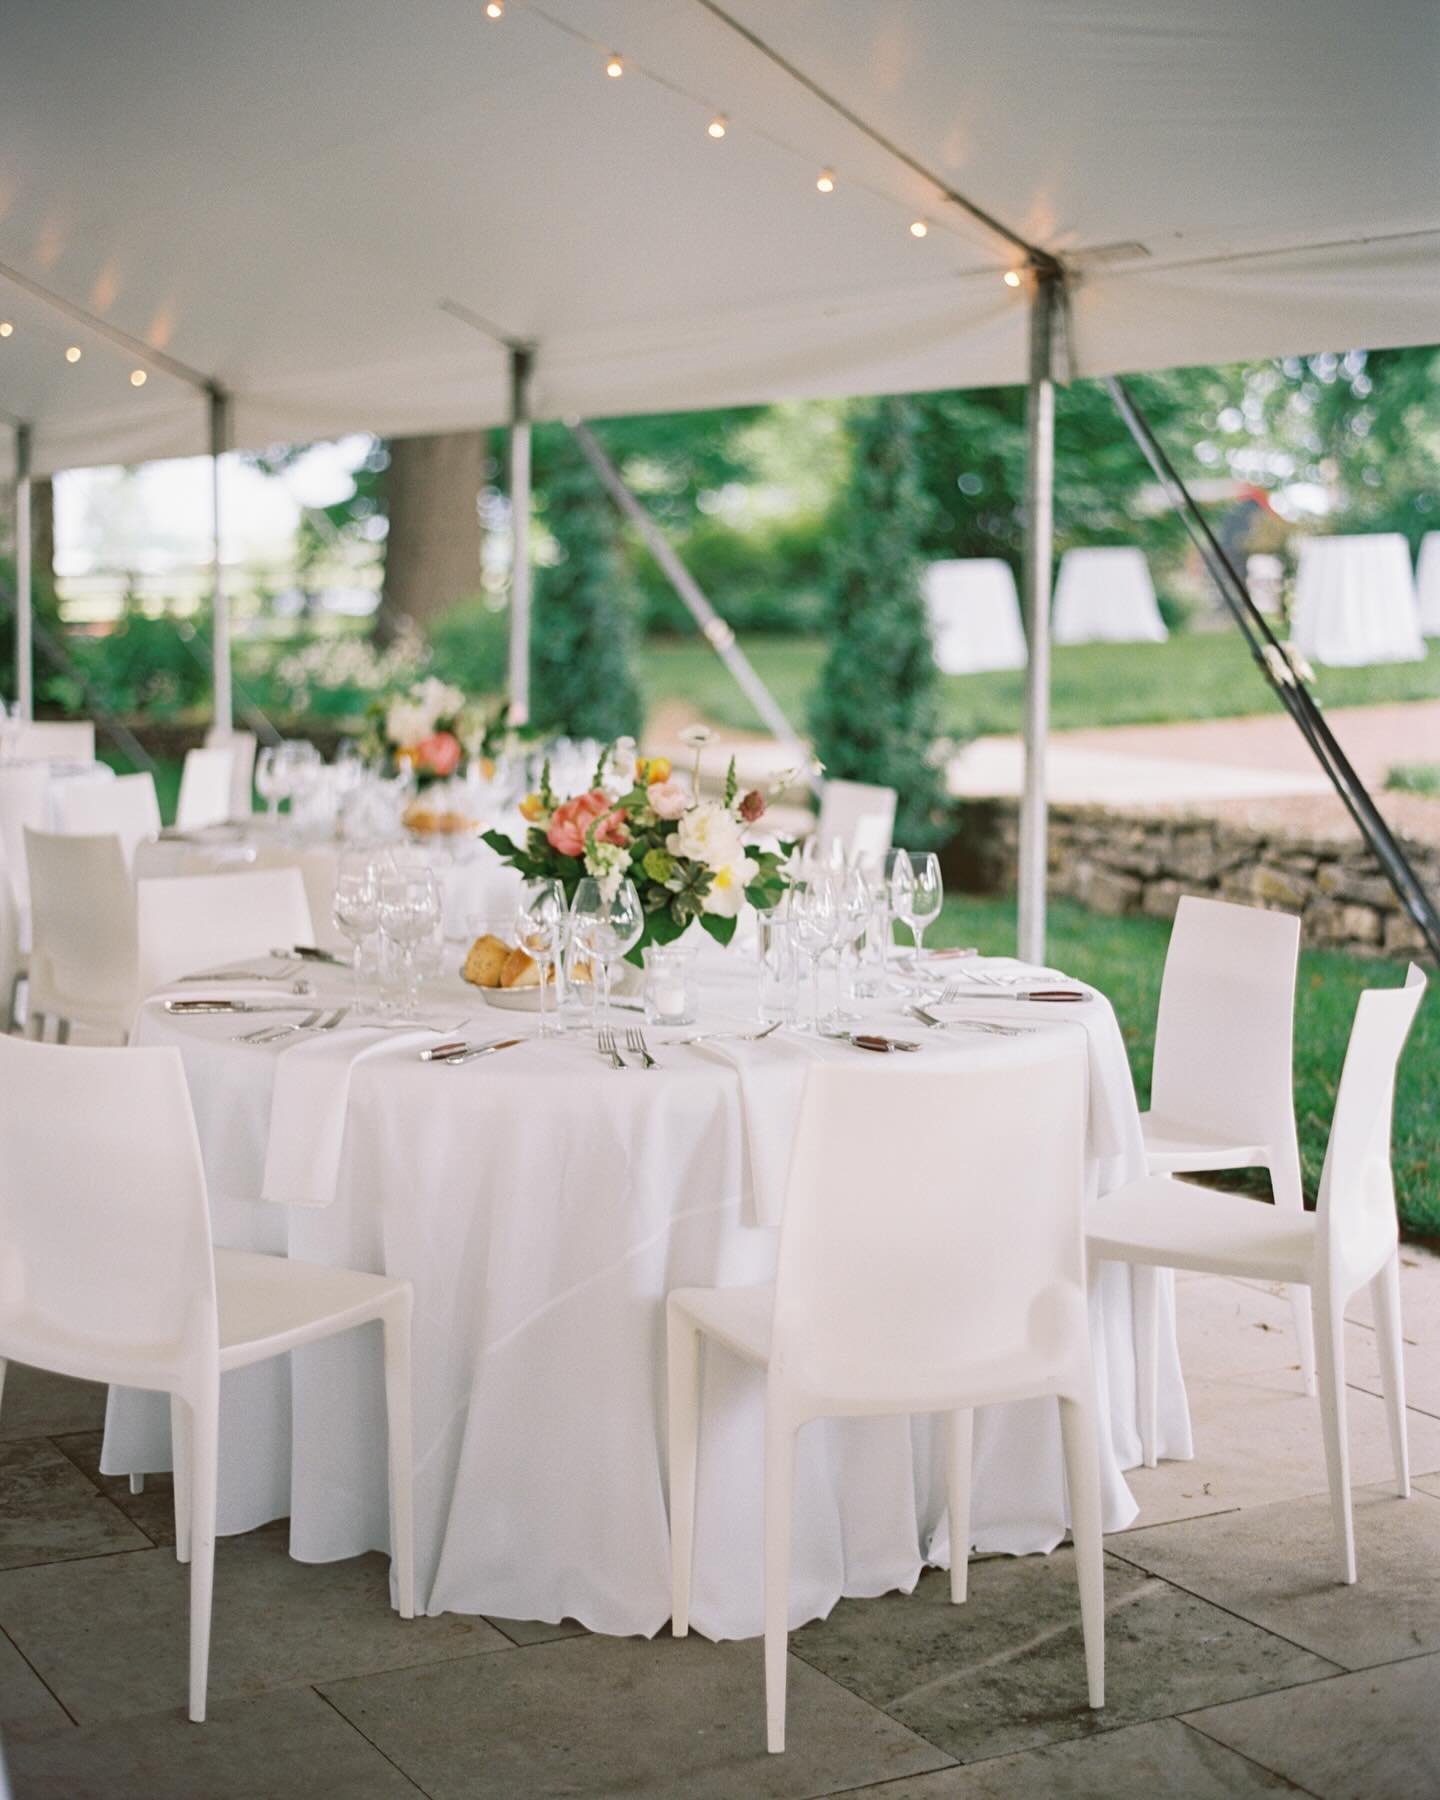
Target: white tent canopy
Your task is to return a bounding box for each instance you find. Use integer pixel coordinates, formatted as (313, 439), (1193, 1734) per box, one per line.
(1, 0), (1437, 476)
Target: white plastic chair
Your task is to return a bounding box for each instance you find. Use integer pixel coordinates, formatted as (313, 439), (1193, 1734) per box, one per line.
(1140, 896), (1313, 1427)
(136, 868), (313, 997)
(23, 828), (138, 1041)
(0, 1035), (415, 1720)
(8, 719), (96, 763)
(668, 1051), (1103, 1754)
(175, 746), (236, 832)
(56, 771), (160, 868)
(1089, 965), (1426, 1584)
(814, 780), (897, 864)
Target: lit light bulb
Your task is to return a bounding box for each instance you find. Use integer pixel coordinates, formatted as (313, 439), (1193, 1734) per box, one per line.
(909, 219), (928, 239)
(65, 345), (82, 362)
(1003, 269), (1023, 288)
(484, 1), (503, 17)
(816, 169), (835, 194)
(0, 322), (12, 337)
(130, 368), (148, 387)
(604, 52), (624, 77)
(707, 114), (727, 139)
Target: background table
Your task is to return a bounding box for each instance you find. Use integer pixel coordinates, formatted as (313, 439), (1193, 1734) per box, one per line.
(1052, 547), (1168, 645)
(110, 955), (1192, 1638)
(1291, 533), (1424, 667)
(923, 559), (1028, 674)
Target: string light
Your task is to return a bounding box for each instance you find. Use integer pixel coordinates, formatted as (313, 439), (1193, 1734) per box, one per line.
(0, 322), (12, 338)
(909, 219), (929, 239)
(816, 169), (835, 194)
(1003, 269), (1023, 288)
(130, 369), (148, 387)
(605, 52), (624, 77)
(706, 114), (728, 139)
(64, 345), (82, 362)
(484, 1), (503, 17)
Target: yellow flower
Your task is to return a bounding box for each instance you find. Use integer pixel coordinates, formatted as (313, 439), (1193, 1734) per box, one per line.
(519, 792), (546, 821)
(644, 756), (672, 785)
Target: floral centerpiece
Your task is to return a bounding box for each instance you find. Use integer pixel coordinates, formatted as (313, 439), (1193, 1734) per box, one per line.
(483, 728), (792, 961)
(358, 676), (482, 788)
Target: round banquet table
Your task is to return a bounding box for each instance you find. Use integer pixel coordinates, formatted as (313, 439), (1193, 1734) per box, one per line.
(1291, 532), (1425, 667)
(108, 950), (1193, 1637)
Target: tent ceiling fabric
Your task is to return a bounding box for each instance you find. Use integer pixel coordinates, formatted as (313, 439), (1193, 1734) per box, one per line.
(0, 0), (1436, 475)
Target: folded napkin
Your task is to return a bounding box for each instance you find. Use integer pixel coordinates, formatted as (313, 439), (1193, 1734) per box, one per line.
(687, 1034), (812, 1227)
(261, 1026), (436, 1208)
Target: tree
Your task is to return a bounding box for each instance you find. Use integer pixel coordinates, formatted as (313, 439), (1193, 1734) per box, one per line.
(810, 396), (949, 847)
(529, 427), (642, 744)
(380, 430), (488, 636)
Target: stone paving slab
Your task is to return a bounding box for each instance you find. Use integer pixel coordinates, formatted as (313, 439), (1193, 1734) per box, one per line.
(789, 1555), (1335, 1766)
(0, 1365), (107, 1442)
(3, 1684), (422, 1800)
(51, 1431), (178, 1548)
(1112, 1483), (1440, 1671)
(1185, 1652), (1440, 1800)
(0, 1628), (69, 1732)
(838, 1716), (1304, 1797)
(321, 1630), (953, 1799)
(0, 1439), (150, 1572)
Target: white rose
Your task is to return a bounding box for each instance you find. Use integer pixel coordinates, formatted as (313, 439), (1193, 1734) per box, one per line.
(671, 800), (745, 872)
(702, 855), (756, 918)
(385, 699), (431, 747)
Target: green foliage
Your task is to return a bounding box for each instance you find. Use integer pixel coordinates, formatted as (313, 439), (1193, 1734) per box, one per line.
(427, 601), (509, 697)
(809, 396), (950, 846)
(530, 430), (643, 743)
(1387, 762), (1440, 798)
(632, 512), (829, 636)
(57, 605), (212, 721)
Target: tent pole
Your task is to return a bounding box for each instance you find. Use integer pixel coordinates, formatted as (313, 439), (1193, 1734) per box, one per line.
(13, 423), (33, 719)
(208, 385), (233, 739)
(506, 345), (535, 727)
(1017, 270), (1058, 964)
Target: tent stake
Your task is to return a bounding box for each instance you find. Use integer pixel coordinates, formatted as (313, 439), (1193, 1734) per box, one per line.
(506, 345), (535, 727)
(13, 422), (32, 720)
(208, 385), (233, 739)
(1018, 270), (1059, 963)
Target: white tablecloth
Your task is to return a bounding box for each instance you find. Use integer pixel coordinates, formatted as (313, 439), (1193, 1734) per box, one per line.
(108, 953), (1192, 1638)
(923, 559), (1028, 674)
(1052, 546), (1168, 645)
(1291, 533), (1424, 667)
(1416, 532), (1440, 639)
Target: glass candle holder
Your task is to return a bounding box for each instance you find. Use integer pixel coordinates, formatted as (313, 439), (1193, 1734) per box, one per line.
(643, 944), (695, 1026)
(756, 912), (799, 1026)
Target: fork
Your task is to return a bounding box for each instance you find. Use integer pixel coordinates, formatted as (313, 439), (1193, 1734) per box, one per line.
(623, 1027), (658, 1070)
(240, 1009), (322, 1045)
(907, 1003), (1031, 1038)
(597, 1025), (627, 1070)
(676, 1019), (784, 1047)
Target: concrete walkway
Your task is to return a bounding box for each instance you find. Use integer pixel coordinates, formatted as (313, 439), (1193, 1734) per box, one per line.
(1, 1244), (1437, 1797)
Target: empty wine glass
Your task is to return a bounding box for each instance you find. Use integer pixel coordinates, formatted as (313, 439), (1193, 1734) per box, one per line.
(896, 851), (944, 984)
(376, 865), (441, 1017)
(332, 852), (380, 1001)
(881, 849), (913, 986)
(829, 865), (873, 1022)
(516, 879), (567, 1037)
(570, 877), (644, 1029)
(255, 746), (287, 823)
(791, 871), (839, 1034)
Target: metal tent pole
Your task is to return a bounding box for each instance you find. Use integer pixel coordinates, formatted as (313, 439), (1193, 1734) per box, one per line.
(1017, 270), (1059, 964)
(14, 423), (33, 719)
(208, 385), (234, 739)
(506, 345), (535, 727)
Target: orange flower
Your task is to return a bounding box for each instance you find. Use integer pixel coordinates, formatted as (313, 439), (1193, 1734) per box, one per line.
(519, 792), (546, 822)
(644, 755), (672, 785)
(547, 789), (623, 857)
(415, 731), (461, 777)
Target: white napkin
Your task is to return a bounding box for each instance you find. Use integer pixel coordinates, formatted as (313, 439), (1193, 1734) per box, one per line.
(688, 1034), (812, 1226)
(261, 1026), (435, 1208)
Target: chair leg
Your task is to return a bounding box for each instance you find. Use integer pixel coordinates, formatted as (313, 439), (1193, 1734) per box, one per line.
(1059, 1391), (1105, 1709)
(947, 1408), (973, 1604)
(25, 1010), (45, 1041)
(381, 1302), (416, 1621)
(188, 1392), (219, 1722)
(54, 1017), (70, 1045)
(666, 1302), (702, 1639)
(1314, 1286), (1356, 1584)
(763, 1411), (797, 1755)
(171, 1393), (192, 1564)
(0, 1357), (7, 1421)
(1132, 1263), (1159, 1468)
(129, 1473), (145, 1495)
(1370, 1252), (1410, 1499)
(1268, 1153), (1317, 1396)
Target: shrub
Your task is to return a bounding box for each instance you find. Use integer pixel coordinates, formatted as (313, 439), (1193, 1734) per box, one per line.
(427, 600), (509, 699)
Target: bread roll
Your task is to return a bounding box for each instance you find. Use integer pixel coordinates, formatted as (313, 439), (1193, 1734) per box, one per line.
(462, 934), (511, 989)
(500, 946), (541, 989)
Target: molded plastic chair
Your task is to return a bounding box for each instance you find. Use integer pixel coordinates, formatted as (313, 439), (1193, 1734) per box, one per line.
(0, 1036), (414, 1720)
(175, 747), (236, 832)
(1089, 966), (1426, 1584)
(8, 719), (96, 762)
(136, 868), (313, 997)
(24, 828), (138, 1041)
(814, 780), (897, 864)
(668, 1051), (1103, 1754)
(57, 771), (160, 868)
(205, 727), (257, 819)
(1139, 896), (1314, 1430)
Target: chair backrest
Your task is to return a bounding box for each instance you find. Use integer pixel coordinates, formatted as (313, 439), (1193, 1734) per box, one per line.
(9, 720), (96, 763)
(0, 1037), (217, 1381)
(770, 1045), (1089, 1406)
(248, 845), (347, 952)
(0, 765), (48, 910)
(136, 867), (313, 996)
(24, 828), (138, 1018)
(204, 726), (257, 819)
(815, 781), (897, 864)
(57, 772), (160, 867)
(1149, 895), (1300, 1149)
(1316, 965), (1426, 1286)
(176, 746), (235, 831)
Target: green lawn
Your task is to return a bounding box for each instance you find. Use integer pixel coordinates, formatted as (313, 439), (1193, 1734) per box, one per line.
(642, 633), (1440, 738)
(927, 893), (1439, 1243)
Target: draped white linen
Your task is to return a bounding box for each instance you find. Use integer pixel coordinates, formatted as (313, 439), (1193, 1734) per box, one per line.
(1291, 534), (1425, 667)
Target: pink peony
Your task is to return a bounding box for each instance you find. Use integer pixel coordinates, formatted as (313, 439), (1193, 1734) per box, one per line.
(738, 789), (766, 824)
(416, 731), (461, 777)
(547, 789), (621, 858)
(648, 778), (690, 821)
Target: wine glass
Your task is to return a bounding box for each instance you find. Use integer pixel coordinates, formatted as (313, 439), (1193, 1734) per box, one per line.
(570, 877), (644, 1029)
(829, 865), (873, 1022)
(881, 849), (913, 987)
(376, 865), (441, 1016)
(790, 871), (839, 1034)
(332, 852), (380, 1001)
(255, 746), (287, 823)
(516, 879), (567, 1037)
(896, 851), (944, 983)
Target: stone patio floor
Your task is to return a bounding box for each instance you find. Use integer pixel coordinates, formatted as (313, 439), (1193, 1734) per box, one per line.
(1, 1251), (1437, 1798)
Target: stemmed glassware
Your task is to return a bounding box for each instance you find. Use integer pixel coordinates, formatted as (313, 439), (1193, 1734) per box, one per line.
(829, 864), (873, 1022)
(570, 877), (644, 1028)
(332, 852), (380, 1002)
(376, 864), (441, 1017)
(516, 879), (567, 1037)
(895, 851), (944, 987)
(881, 849), (913, 988)
(255, 745), (287, 822)
(791, 871), (839, 1034)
